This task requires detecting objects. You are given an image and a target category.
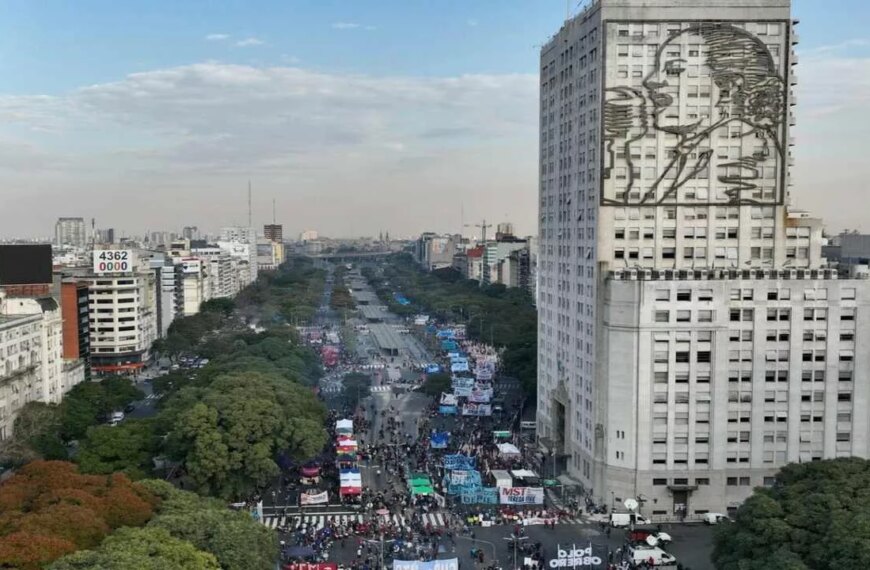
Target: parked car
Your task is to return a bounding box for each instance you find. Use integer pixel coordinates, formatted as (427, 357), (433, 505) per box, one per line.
(124, 403), (136, 413)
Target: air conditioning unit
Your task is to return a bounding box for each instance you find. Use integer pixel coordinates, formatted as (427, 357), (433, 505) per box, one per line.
(698, 269), (709, 280)
(762, 269), (772, 279)
(628, 269), (638, 281)
(787, 269), (798, 280)
(641, 270), (653, 280)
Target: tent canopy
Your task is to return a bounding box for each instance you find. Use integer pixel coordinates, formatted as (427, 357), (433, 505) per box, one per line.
(510, 469), (539, 479)
(336, 419), (353, 431)
(497, 443), (521, 456)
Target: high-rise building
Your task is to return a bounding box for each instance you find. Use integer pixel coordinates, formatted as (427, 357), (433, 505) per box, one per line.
(537, 0), (870, 517)
(55, 217), (87, 248)
(60, 279), (91, 379)
(264, 224), (283, 243)
(182, 226), (200, 241)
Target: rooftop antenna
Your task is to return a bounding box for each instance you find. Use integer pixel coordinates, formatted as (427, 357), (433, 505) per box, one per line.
(247, 181), (252, 228)
(272, 198), (276, 224)
(460, 203), (464, 239)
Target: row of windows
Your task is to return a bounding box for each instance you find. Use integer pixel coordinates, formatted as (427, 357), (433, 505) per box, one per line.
(731, 288), (855, 301)
(729, 307), (856, 322)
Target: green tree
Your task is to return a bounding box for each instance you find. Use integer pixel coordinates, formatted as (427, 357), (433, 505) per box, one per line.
(0, 402), (66, 466)
(342, 372), (372, 405)
(140, 480), (277, 570)
(167, 371), (327, 499)
(200, 297), (235, 317)
(420, 372), (451, 397)
(77, 420), (158, 479)
(47, 527), (220, 570)
(713, 458), (870, 570)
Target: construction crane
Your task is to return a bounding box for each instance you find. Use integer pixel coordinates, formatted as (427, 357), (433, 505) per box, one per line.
(464, 220), (493, 245)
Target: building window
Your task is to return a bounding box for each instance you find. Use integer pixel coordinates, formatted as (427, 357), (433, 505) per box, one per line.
(655, 311), (669, 323)
(653, 478), (668, 486)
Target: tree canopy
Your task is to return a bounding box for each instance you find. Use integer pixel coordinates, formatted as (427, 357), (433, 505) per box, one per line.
(167, 370), (327, 499)
(0, 461), (156, 569)
(47, 527), (220, 570)
(141, 479), (277, 570)
(713, 458), (870, 570)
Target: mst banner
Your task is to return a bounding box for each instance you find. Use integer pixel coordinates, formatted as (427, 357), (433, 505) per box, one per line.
(499, 487), (545, 505)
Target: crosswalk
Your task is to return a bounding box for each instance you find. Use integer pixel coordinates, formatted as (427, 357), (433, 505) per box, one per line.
(319, 385), (392, 394)
(143, 393), (160, 401)
(260, 511), (449, 531)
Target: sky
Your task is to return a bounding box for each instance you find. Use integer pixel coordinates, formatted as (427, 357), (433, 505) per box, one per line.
(1, 0), (869, 240)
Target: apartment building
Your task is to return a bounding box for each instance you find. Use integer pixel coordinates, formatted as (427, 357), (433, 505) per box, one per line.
(55, 217), (87, 248)
(535, 0), (869, 516)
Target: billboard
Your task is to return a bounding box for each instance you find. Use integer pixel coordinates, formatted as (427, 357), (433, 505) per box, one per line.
(0, 244), (52, 285)
(93, 250), (134, 274)
(180, 258), (201, 274)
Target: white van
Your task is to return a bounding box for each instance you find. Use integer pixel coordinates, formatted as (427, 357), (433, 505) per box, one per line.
(703, 512), (730, 525)
(108, 411), (125, 426)
(627, 546), (676, 566)
(610, 512), (652, 527)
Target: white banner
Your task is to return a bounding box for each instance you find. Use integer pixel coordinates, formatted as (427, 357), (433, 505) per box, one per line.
(300, 491), (329, 505)
(499, 487), (545, 505)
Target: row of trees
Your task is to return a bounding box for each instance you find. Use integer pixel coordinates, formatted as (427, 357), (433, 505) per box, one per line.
(364, 254), (537, 393)
(0, 461), (277, 569)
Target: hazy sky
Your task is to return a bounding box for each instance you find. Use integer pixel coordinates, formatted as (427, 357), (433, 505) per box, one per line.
(0, 0), (868, 239)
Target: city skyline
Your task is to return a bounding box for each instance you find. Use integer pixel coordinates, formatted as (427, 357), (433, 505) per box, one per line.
(1, 0), (869, 239)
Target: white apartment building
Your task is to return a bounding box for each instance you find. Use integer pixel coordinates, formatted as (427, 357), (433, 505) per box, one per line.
(536, 0), (870, 516)
(217, 241), (258, 286)
(220, 226), (257, 245)
(0, 312), (43, 441)
(82, 270), (157, 374)
(55, 217), (87, 248)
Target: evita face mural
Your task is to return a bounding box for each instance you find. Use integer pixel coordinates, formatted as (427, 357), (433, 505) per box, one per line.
(602, 22), (789, 207)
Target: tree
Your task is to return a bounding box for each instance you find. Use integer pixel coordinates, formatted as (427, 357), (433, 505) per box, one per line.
(713, 458), (870, 570)
(141, 480), (277, 570)
(47, 527), (220, 570)
(0, 461), (157, 568)
(342, 372), (372, 404)
(420, 372), (451, 397)
(167, 371), (327, 499)
(200, 297), (235, 317)
(58, 379), (144, 441)
(0, 402), (66, 466)
(77, 420), (158, 479)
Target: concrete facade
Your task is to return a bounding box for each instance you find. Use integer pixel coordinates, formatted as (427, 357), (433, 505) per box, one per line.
(532, 0), (867, 516)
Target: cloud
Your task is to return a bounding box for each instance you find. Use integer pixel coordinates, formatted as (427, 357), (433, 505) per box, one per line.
(798, 38), (870, 58)
(0, 63), (539, 237)
(235, 37), (264, 47)
(332, 22), (361, 30)
(205, 33), (230, 41)
(467, 19), (478, 27)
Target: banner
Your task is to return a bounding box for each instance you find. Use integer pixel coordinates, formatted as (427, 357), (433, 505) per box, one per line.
(440, 393), (458, 406)
(439, 405), (457, 415)
(286, 564), (338, 570)
(453, 385), (472, 398)
(394, 559), (458, 570)
(300, 491), (329, 505)
(547, 545), (608, 570)
(469, 387), (493, 403)
(452, 376), (474, 389)
(443, 455), (476, 470)
(430, 432), (449, 449)
(499, 487), (545, 505)
(461, 403), (492, 417)
(460, 487), (499, 505)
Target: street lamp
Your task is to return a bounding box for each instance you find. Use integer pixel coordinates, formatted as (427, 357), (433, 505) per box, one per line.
(503, 535), (529, 570)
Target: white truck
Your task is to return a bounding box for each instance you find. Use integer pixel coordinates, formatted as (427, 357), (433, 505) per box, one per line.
(609, 512), (652, 528)
(627, 546), (677, 567)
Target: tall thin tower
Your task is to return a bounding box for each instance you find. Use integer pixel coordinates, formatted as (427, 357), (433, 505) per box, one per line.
(247, 181), (252, 228)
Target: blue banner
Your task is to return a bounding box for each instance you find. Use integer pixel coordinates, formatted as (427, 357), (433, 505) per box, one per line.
(394, 559), (458, 570)
(443, 455), (476, 470)
(430, 432), (449, 449)
(460, 487), (499, 505)
(439, 405), (457, 415)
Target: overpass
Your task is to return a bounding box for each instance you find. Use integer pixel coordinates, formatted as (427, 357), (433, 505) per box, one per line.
(302, 250), (393, 261)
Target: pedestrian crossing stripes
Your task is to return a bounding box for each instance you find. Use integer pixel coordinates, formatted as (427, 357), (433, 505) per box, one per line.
(260, 512), (448, 530)
(371, 385), (392, 393)
(320, 386), (342, 394)
(143, 393), (159, 401)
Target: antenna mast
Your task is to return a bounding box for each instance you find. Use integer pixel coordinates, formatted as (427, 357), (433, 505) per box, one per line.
(272, 198), (276, 224)
(247, 181), (252, 228)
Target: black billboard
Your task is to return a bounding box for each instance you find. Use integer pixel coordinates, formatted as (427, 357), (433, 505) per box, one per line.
(0, 244), (53, 285)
